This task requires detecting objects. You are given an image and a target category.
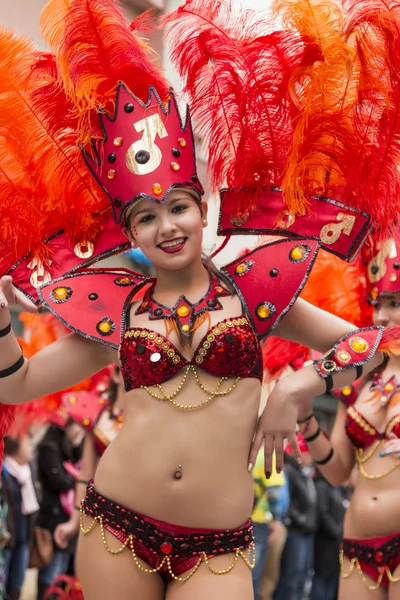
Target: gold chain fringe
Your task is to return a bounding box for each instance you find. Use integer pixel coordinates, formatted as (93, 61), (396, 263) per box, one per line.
(80, 509), (255, 582)
(355, 443), (400, 479)
(340, 549), (400, 590)
(142, 364), (240, 410)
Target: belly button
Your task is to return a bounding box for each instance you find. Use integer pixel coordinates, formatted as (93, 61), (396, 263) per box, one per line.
(372, 496), (378, 501)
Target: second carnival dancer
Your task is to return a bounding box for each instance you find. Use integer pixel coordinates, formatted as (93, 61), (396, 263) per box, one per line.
(300, 238), (400, 598)
(1, 0), (400, 598)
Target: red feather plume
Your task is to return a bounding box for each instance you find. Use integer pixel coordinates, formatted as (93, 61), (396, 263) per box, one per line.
(161, 0), (321, 220)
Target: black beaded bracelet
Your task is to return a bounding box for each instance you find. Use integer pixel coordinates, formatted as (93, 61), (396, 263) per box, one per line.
(298, 413), (314, 424)
(304, 426), (321, 443)
(0, 354), (24, 378)
(315, 447), (334, 465)
(0, 323), (11, 338)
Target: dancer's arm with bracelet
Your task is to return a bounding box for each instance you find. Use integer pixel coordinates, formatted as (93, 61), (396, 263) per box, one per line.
(297, 402), (355, 486)
(249, 299), (392, 477)
(0, 276), (116, 406)
(54, 434), (99, 549)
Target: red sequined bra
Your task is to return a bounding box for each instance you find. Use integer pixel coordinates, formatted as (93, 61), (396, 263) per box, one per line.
(119, 316), (262, 392)
(345, 406), (400, 449)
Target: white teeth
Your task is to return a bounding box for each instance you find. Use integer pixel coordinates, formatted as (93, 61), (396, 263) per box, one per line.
(159, 238), (185, 249)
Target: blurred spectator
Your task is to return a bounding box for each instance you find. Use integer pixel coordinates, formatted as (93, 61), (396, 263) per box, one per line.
(0, 473), (9, 599)
(311, 470), (346, 600)
(36, 418), (84, 600)
(259, 460), (290, 600)
(3, 434), (39, 600)
(274, 435), (317, 600)
(251, 448), (274, 600)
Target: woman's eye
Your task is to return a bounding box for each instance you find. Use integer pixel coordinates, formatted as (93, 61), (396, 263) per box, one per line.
(139, 214), (154, 224)
(172, 204), (188, 213)
(391, 301), (400, 308)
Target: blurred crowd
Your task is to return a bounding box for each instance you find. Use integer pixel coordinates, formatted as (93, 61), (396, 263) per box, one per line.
(251, 436), (355, 600)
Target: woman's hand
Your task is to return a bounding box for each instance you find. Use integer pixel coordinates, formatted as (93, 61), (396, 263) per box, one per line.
(380, 435), (400, 458)
(54, 517), (79, 549)
(248, 381), (303, 476)
(0, 276), (38, 313)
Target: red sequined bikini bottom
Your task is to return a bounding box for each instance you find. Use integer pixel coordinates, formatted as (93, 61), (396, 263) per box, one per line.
(81, 481), (255, 583)
(341, 533), (400, 589)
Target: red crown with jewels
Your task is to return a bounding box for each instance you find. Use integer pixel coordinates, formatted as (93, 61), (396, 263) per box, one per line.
(82, 83), (204, 224)
(363, 237), (400, 303)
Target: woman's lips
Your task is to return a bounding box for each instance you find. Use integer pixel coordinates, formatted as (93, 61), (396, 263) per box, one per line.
(158, 238), (187, 254)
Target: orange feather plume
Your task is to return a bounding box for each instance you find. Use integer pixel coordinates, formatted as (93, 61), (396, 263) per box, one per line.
(40, 0), (170, 147)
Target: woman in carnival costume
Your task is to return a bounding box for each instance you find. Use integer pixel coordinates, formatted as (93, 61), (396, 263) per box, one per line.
(299, 237), (400, 598)
(0, 0), (400, 598)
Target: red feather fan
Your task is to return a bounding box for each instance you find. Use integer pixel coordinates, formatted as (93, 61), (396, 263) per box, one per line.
(341, 0), (400, 240)
(161, 0), (321, 220)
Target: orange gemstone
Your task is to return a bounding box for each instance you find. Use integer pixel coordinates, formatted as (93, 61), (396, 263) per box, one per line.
(113, 137), (123, 147)
(257, 304), (270, 319)
(341, 386), (353, 397)
(116, 277), (131, 285)
(170, 161), (180, 171)
(152, 183), (163, 195)
(236, 264), (246, 274)
(290, 246), (306, 261)
(178, 138), (187, 147)
(68, 396), (77, 404)
(98, 320), (112, 333)
(391, 274), (397, 282)
(182, 324), (190, 333)
(215, 286), (224, 293)
(385, 383), (394, 392)
(349, 337), (368, 353)
(177, 305), (190, 318)
(83, 418), (90, 426)
(108, 169), (116, 180)
(371, 287), (379, 300)
(53, 287), (69, 300)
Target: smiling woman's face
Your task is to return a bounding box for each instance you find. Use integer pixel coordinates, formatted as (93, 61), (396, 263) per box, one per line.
(123, 190), (208, 271)
(373, 294), (400, 327)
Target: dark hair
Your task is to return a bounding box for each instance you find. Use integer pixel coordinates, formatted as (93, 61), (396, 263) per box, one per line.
(4, 436), (20, 457)
(202, 254), (236, 295)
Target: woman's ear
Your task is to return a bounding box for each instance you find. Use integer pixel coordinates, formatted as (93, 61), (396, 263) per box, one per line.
(122, 225), (137, 248)
(200, 200), (208, 227)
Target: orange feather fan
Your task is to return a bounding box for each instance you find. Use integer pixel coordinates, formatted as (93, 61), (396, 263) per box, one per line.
(161, 0), (321, 220)
(40, 0), (170, 147)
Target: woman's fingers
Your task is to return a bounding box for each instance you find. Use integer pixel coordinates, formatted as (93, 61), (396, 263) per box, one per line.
(287, 431), (302, 464)
(263, 434), (274, 478)
(14, 288), (38, 313)
(274, 434), (284, 473)
(248, 427), (264, 472)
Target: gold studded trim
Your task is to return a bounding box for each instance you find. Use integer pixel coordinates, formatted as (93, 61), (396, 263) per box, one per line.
(123, 329), (181, 365)
(195, 317), (248, 364)
(336, 350), (351, 364)
(347, 406), (376, 436)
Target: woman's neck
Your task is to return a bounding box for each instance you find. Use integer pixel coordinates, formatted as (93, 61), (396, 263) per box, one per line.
(153, 259), (210, 303)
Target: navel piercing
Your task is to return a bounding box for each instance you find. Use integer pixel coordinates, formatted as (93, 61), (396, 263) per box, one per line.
(174, 464), (183, 480)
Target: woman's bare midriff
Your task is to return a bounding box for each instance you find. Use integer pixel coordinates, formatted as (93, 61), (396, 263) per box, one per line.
(94, 372), (261, 530)
(344, 463), (400, 538)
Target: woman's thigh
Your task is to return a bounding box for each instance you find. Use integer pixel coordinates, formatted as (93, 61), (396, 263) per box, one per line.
(338, 557), (386, 600)
(165, 554), (254, 600)
(389, 564), (400, 600)
(76, 518), (165, 600)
